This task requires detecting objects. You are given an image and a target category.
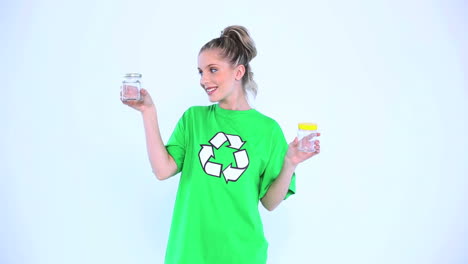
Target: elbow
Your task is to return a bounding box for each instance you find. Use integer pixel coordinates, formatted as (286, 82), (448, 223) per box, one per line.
(152, 158), (177, 181)
(261, 199), (278, 212)
(154, 174), (165, 181)
(153, 170), (171, 181)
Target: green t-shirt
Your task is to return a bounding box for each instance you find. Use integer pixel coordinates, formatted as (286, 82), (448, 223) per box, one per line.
(165, 104), (295, 264)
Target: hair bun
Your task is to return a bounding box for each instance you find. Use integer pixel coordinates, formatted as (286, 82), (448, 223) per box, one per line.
(220, 25), (257, 62)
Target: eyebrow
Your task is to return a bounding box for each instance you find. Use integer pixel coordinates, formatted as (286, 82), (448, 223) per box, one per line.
(198, 64), (219, 70)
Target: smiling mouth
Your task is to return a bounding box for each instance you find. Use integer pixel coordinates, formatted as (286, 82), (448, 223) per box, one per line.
(205, 87), (217, 95)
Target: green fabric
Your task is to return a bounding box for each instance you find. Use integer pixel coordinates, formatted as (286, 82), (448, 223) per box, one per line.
(165, 104), (295, 264)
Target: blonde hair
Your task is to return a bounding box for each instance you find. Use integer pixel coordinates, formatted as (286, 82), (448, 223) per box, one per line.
(200, 25), (258, 97)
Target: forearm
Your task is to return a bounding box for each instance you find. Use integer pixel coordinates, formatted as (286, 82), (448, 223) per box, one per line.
(260, 158), (296, 211)
(141, 107), (177, 180)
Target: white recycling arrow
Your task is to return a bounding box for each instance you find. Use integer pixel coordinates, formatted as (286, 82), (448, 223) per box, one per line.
(210, 132), (228, 149)
(233, 149), (248, 168)
(199, 145), (214, 167)
(205, 162), (222, 177)
(223, 165), (245, 182)
(226, 134), (246, 149)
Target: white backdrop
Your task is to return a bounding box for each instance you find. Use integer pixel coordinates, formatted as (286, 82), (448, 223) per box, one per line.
(1, 0), (467, 263)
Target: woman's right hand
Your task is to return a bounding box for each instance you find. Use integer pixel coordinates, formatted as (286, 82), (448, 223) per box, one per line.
(121, 88), (155, 113)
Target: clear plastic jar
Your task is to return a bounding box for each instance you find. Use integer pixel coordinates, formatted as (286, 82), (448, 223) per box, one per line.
(120, 73), (142, 101)
(298, 123), (318, 152)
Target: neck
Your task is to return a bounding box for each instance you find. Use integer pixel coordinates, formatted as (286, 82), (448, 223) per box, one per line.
(217, 83), (252, 110)
(219, 100), (251, 111)
(218, 95), (251, 111)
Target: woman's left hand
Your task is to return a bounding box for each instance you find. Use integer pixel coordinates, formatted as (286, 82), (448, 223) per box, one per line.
(285, 133), (320, 166)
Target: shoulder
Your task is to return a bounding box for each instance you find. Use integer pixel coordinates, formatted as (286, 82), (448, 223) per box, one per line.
(181, 105), (212, 118)
(251, 109), (282, 130)
(252, 110), (288, 147)
(185, 105), (211, 113)
(249, 110), (286, 141)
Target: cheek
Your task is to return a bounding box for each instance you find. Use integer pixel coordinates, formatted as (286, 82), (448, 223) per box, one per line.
(219, 73), (232, 84)
(211, 75), (220, 85)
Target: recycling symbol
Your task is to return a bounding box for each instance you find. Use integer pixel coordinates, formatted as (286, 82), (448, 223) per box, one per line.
(199, 132), (249, 183)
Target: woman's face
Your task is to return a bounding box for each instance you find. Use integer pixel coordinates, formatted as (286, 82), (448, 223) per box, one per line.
(198, 49), (244, 104)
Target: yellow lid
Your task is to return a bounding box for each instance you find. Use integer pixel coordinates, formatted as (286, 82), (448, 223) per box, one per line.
(298, 123), (318, 130)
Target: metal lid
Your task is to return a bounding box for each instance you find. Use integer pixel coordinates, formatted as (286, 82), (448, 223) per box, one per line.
(124, 73), (142, 78)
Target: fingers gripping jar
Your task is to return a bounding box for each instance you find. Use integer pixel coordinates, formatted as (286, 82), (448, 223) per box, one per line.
(121, 73), (142, 101)
(298, 123), (318, 152)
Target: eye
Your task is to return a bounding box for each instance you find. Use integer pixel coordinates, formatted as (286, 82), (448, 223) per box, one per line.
(210, 68), (218, 73)
(198, 69), (203, 75)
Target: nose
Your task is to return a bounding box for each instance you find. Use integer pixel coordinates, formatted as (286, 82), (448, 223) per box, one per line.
(200, 73), (209, 88)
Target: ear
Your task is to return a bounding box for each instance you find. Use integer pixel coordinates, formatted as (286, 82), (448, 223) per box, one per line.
(235, 64), (246, 81)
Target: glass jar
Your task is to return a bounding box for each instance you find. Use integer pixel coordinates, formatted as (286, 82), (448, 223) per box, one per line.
(298, 123), (318, 152)
(120, 73), (142, 101)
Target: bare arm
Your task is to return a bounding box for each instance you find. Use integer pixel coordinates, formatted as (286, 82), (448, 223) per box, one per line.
(141, 107), (178, 180)
(261, 136), (321, 211)
(123, 88), (177, 180)
(260, 158), (297, 211)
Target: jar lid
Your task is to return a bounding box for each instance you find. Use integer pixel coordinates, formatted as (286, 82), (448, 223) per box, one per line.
(298, 123), (318, 130)
(124, 73), (142, 78)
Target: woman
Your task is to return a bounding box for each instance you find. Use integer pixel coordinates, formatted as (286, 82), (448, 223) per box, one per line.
(122, 25), (320, 264)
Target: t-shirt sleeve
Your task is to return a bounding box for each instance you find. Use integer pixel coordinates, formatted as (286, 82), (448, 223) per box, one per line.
(259, 122), (296, 200)
(166, 110), (188, 174)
